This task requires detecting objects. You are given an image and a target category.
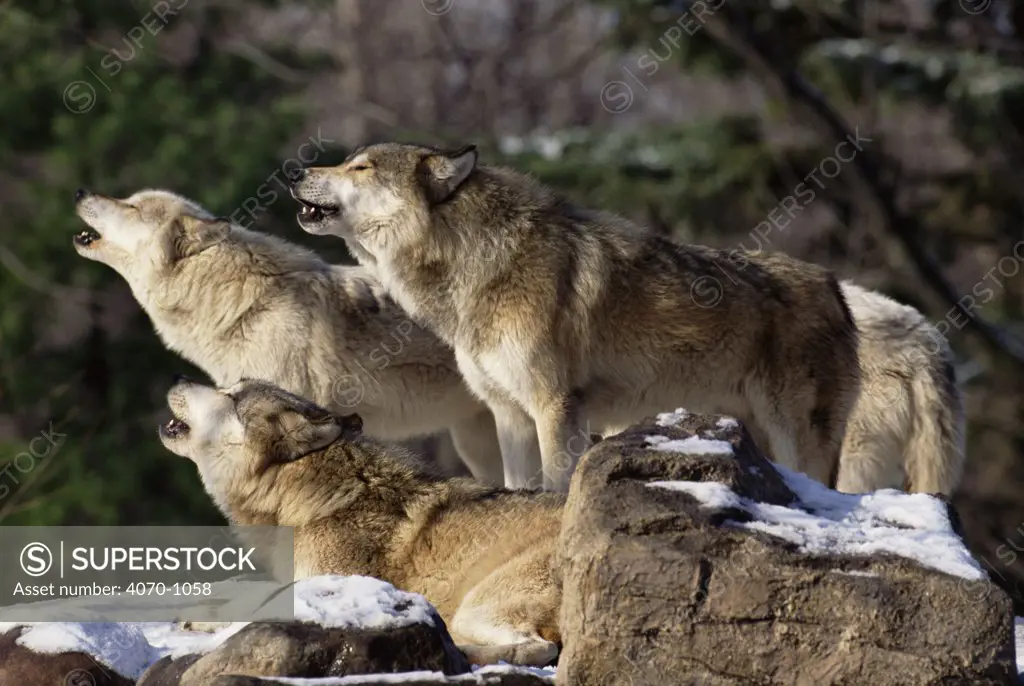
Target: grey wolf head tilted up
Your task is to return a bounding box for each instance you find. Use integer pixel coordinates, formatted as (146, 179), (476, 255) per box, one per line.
(291, 143), (862, 493)
(157, 376), (362, 516)
(158, 377), (564, 667)
(72, 187), (504, 485)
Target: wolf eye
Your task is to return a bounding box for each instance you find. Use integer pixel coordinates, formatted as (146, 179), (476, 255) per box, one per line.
(349, 164), (372, 172)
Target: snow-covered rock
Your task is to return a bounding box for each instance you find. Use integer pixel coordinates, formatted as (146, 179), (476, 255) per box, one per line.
(648, 414), (982, 581)
(558, 409), (1016, 685)
(0, 576), (488, 685)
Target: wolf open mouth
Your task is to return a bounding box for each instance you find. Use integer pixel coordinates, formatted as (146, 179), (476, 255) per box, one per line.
(73, 228), (102, 246)
(159, 415), (191, 439)
(296, 199), (339, 223)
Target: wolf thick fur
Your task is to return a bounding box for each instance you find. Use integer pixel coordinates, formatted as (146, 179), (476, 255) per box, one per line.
(72, 188), (503, 484)
(157, 378), (563, 666)
(838, 282), (965, 494)
(291, 143), (861, 492)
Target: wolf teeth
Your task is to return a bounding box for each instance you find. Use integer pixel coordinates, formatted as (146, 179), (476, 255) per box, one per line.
(74, 229), (101, 245)
(163, 418), (189, 435)
(300, 205), (326, 221)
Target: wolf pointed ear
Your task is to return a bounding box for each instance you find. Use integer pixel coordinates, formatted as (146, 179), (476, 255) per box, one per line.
(417, 145), (477, 204)
(177, 215), (231, 255)
(269, 405), (344, 464)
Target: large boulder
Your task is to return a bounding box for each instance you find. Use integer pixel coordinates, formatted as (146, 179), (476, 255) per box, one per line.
(136, 654), (203, 686)
(557, 410), (1017, 685)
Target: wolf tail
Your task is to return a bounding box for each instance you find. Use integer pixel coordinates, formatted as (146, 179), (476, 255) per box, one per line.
(903, 345), (966, 495)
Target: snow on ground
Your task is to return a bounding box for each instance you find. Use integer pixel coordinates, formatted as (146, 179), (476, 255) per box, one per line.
(267, 664), (557, 684)
(651, 480), (742, 511)
(141, 620), (249, 661)
(0, 577), (287, 623)
(648, 456), (984, 581)
(291, 575), (437, 630)
(645, 434), (734, 455)
(0, 621), (160, 679)
(655, 408), (690, 427)
(0, 575), (442, 680)
(649, 407), (983, 580)
(0, 617), (555, 683)
(654, 408), (737, 433)
(1016, 617), (1024, 676)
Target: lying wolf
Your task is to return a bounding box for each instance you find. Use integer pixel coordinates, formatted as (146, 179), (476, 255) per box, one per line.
(72, 188), (503, 484)
(291, 144), (861, 492)
(157, 377), (564, 666)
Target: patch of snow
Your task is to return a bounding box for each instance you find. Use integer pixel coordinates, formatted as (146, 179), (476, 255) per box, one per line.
(648, 481), (742, 510)
(634, 146), (665, 166)
(497, 132), (578, 161)
(880, 45), (902, 65)
(645, 434), (733, 456)
(0, 577), (286, 623)
(829, 569), (878, 578)
(716, 417), (739, 429)
(655, 408), (689, 427)
(292, 575), (436, 629)
(648, 465), (984, 580)
(0, 622), (159, 680)
(0, 575), (438, 678)
(0, 619), (247, 679)
(536, 137), (564, 161)
(141, 621), (250, 660)
(266, 664), (556, 684)
(499, 136), (525, 155)
(1015, 617), (1024, 676)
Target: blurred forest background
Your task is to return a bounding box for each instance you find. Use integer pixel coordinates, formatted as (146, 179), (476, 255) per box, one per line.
(2, 0), (1024, 608)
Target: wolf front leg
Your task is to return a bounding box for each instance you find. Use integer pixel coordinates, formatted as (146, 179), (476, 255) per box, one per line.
(448, 410), (505, 486)
(491, 402), (543, 490)
(534, 394), (590, 493)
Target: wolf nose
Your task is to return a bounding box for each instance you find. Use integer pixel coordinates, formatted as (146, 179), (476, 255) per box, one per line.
(341, 413), (363, 437)
(74, 188), (89, 203)
(289, 167), (306, 185)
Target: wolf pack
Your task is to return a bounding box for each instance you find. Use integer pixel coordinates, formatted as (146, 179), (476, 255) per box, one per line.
(71, 142), (965, 666)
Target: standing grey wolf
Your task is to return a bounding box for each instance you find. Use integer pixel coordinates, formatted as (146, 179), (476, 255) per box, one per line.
(72, 188), (504, 484)
(157, 377), (564, 666)
(289, 143), (861, 492)
(837, 281), (965, 494)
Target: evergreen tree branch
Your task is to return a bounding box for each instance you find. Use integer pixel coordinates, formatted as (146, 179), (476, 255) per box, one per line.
(702, 4), (1024, 364)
